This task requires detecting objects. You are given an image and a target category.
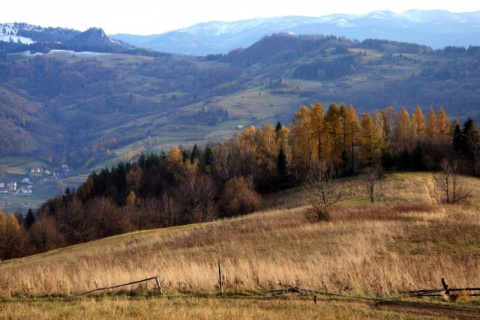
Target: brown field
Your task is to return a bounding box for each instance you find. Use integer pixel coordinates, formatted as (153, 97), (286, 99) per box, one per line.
(1, 172), (480, 318)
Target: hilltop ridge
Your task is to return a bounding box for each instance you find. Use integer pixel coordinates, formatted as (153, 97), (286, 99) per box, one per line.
(112, 10), (480, 55)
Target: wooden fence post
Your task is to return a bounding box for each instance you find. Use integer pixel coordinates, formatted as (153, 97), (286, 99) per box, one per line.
(155, 276), (163, 295)
(218, 261), (223, 295)
(441, 278), (450, 294)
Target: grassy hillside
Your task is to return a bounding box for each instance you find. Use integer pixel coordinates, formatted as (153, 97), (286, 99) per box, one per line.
(1, 172), (479, 298)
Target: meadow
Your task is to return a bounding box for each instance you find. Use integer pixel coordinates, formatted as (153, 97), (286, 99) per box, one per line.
(0, 172), (479, 318)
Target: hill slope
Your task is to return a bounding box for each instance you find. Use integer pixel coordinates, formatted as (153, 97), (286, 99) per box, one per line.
(1, 173), (479, 298)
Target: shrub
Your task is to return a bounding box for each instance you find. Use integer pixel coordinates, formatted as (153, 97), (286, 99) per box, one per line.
(219, 177), (261, 217)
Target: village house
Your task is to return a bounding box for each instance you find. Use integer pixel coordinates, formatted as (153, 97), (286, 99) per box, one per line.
(19, 187), (32, 196)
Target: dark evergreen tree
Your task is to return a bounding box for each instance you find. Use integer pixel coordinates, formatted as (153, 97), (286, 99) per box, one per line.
(412, 140), (426, 170)
(191, 144), (200, 164)
(452, 119), (463, 151)
(400, 147), (410, 170)
(461, 117), (480, 174)
(276, 146), (288, 176)
(381, 149), (394, 171)
(182, 150), (189, 163)
(25, 208), (35, 230)
(275, 121), (282, 133)
(462, 117), (478, 157)
(204, 146), (214, 167)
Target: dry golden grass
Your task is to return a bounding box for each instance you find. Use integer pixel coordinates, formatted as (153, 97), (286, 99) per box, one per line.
(0, 296), (447, 320)
(0, 173), (479, 309)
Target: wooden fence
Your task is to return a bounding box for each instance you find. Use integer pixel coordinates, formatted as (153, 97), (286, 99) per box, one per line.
(81, 276), (163, 296)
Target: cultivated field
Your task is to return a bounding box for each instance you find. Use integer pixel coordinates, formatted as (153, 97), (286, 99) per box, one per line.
(1, 173), (479, 318)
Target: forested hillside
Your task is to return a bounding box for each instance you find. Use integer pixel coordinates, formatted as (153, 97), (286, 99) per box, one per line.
(0, 34), (480, 170)
(1, 101), (479, 260)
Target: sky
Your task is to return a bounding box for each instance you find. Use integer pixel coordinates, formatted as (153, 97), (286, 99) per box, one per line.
(1, 0), (479, 35)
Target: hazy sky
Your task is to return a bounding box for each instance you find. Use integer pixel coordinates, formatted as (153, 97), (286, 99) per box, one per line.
(1, 0), (479, 35)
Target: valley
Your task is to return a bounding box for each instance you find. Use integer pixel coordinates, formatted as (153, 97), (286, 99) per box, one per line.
(1, 8), (480, 320)
(1, 35), (480, 209)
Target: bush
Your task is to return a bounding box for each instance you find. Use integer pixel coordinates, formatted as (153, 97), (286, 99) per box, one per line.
(219, 177), (261, 217)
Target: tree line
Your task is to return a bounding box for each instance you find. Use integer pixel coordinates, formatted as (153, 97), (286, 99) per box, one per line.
(1, 103), (479, 260)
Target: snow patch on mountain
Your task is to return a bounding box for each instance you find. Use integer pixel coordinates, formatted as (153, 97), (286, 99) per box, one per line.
(0, 23), (35, 44)
(333, 19), (355, 28)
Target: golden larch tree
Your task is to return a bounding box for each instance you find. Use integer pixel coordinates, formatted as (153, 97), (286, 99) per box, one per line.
(436, 107), (450, 137)
(360, 113), (386, 163)
(394, 108), (416, 151)
(290, 105), (313, 177)
(167, 146), (184, 171)
(344, 105), (361, 173)
(310, 102), (326, 162)
(426, 107), (438, 138)
(324, 102), (344, 165)
(413, 106), (426, 135)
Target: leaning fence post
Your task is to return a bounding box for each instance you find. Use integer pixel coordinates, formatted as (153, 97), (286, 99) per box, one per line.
(218, 261), (223, 295)
(441, 278), (450, 294)
(155, 276), (163, 295)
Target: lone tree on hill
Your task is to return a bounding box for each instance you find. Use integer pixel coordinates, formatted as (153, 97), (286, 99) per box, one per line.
(434, 158), (472, 204)
(361, 159), (383, 203)
(305, 161), (344, 221)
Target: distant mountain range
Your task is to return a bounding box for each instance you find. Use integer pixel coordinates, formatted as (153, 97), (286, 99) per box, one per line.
(2, 10), (479, 57)
(0, 22), (153, 55)
(112, 10), (480, 56)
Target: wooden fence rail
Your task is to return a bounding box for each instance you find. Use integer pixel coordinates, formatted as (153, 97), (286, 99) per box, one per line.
(81, 276), (163, 296)
(402, 278), (480, 301)
(267, 278), (480, 303)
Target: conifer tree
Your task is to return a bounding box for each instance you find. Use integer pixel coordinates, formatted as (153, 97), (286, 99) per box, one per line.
(394, 108), (414, 151)
(310, 103), (325, 162)
(436, 107), (450, 137)
(324, 102), (343, 165)
(412, 140), (426, 170)
(413, 106), (426, 135)
(359, 113), (386, 164)
(344, 105), (361, 173)
(461, 117), (480, 174)
(167, 146), (184, 170)
(290, 105), (313, 177)
(426, 107), (438, 138)
(25, 208), (35, 230)
(190, 144), (201, 164)
(275, 121), (282, 133)
(276, 146), (288, 176)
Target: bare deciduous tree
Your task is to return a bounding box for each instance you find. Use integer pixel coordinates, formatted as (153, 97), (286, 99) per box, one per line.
(212, 140), (238, 183)
(196, 174), (218, 222)
(305, 161), (344, 221)
(161, 191), (181, 227)
(434, 158), (472, 204)
(177, 170), (219, 223)
(361, 159), (383, 203)
(29, 216), (65, 253)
